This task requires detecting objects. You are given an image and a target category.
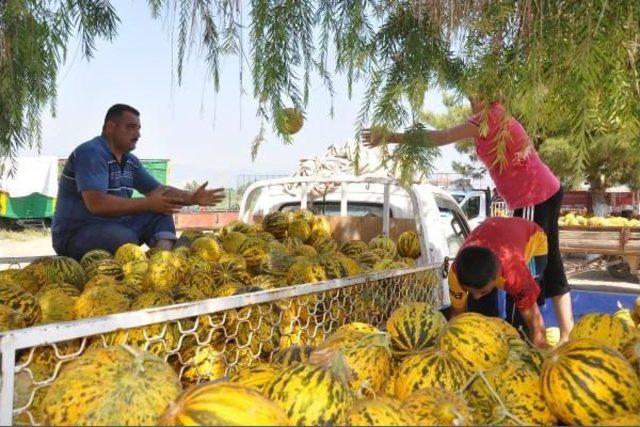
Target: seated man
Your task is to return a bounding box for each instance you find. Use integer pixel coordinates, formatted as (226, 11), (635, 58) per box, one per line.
(52, 104), (224, 260)
(448, 217), (548, 347)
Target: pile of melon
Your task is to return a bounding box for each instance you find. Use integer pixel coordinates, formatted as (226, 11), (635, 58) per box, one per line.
(559, 212), (640, 228)
(11, 299), (640, 426)
(0, 209), (422, 334)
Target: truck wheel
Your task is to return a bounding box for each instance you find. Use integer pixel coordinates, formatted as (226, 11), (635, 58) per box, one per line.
(606, 257), (637, 282)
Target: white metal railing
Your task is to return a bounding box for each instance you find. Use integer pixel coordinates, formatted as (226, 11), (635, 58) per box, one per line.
(0, 265), (443, 425)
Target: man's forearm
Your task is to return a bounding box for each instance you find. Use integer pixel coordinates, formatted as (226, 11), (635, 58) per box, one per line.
(85, 194), (150, 217)
(520, 304), (547, 347)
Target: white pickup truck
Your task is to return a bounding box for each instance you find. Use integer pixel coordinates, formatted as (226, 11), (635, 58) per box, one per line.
(239, 175), (471, 299)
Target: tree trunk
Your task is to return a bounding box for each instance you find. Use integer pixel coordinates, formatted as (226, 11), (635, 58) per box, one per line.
(590, 183), (608, 217)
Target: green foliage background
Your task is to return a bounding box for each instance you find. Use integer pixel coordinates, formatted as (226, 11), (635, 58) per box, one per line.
(2, 0), (639, 179)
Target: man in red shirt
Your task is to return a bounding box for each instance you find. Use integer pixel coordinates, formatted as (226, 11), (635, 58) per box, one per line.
(448, 217), (548, 347)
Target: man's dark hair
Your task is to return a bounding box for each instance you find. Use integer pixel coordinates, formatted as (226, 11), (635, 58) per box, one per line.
(103, 104), (140, 127)
(454, 246), (498, 289)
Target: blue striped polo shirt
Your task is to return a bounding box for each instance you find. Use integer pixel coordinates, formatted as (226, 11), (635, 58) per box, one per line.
(52, 135), (160, 249)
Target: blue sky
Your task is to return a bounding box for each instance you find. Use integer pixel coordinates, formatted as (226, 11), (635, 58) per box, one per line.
(29, 0), (465, 188)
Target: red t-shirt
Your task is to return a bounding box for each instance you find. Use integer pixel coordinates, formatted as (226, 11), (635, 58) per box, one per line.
(469, 102), (560, 209)
(448, 217), (547, 311)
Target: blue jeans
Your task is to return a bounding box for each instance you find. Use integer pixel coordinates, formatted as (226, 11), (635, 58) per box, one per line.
(54, 213), (176, 260)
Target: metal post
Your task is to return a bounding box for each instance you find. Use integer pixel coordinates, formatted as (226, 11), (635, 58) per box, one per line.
(0, 340), (16, 425)
(383, 184), (390, 236)
(301, 185), (309, 209)
(340, 184), (348, 216)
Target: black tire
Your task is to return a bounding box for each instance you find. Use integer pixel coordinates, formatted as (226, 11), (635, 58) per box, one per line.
(606, 257), (638, 282)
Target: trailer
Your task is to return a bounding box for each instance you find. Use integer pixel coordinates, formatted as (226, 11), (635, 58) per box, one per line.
(559, 225), (640, 281)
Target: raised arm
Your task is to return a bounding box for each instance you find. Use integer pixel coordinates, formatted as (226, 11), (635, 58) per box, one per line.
(155, 182), (226, 207)
(362, 121), (479, 148)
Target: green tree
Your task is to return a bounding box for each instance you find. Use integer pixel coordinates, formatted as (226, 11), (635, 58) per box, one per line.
(538, 135), (640, 215)
(2, 0), (639, 181)
(0, 0), (118, 170)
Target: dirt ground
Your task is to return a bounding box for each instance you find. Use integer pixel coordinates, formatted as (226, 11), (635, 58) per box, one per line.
(1, 230), (639, 294)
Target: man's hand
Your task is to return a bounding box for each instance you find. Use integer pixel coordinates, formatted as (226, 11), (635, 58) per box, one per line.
(361, 126), (399, 148)
(520, 303), (548, 349)
(146, 188), (184, 214)
(189, 182), (225, 207)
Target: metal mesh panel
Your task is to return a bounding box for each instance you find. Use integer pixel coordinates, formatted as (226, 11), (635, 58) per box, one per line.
(2, 267), (442, 425)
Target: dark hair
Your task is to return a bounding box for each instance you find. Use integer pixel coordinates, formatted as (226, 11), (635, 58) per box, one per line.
(454, 246), (498, 289)
(103, 104), (139, 127)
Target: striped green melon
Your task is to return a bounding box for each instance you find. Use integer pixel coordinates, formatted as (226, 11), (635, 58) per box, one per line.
(144, 253), (181, 292)
(393, 349), (468, 400)
(159, 381), (289, 426)
(228, 363), (281, 393)
(222, 219), (254, 235)
(80, 249), (112, 271)
(0, 268), (40, 294)
(311, 329), (392, 396)
(282, 236), (305, 254)
(171, 285), (206, 304)
(622, 334), (640, 373)
(312, 235), (338, 254)
(356, 251), (382, 269)
(240, 239), (269, 273)
(210, 262), (251, 287)
(38, 288), (77, 323)
(614, 308), (637, 329)
(292, 208), (315, 225)
(85, 258), (124, 281)
(260, 250), (295, 276)
(218, 252), (247, 270)
(465, 361), (556, 425)
(131, 291), (174, 309)
(311, 216), (331, 235)
(250, 274), (280, 289)
(0, 282), (40, 325)
(340, 240), (368, 257)
(44, 256), (86, 291)
(347, 398), (415, 426)
(266, 363), (352, 426)
(570, 312), (634, 351)
(0, 303), (26, 331)
(114, 243), (146, 264)
(23, 257), (55, 288)
(335, 321), (380, 335)
(263, 211), (290, 240)
(190, 236), (222, 262)
(368, 235), (397, 259)
(232, 303), (281, 357)
(41, 346), (182, 426)
(83, 274), (118, 292)
(177, 341), (227, 384)
(438, 312), (509, 373)
(221, 231), (248, 254)
(272, 344), (314, 366)
(314, 253), (346, 279)
(122, 260), (148, 281)
(288, 219), (311, 242)
(74, 286), (130, 319)
(386, 302), (447, 355)
(335, 253), (364, 276)
(185, 271), (216, 297)
(401, 388), (473, 426)
(596, 413), (640, 426)
(286, 260), (328, 285)
(397, 231), (420, 259)
(541, 339), (640, 425)
(37, 281), (81, 298)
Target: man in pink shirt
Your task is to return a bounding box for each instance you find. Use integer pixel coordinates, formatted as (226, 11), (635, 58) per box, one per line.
(362, 98), (574, 343)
